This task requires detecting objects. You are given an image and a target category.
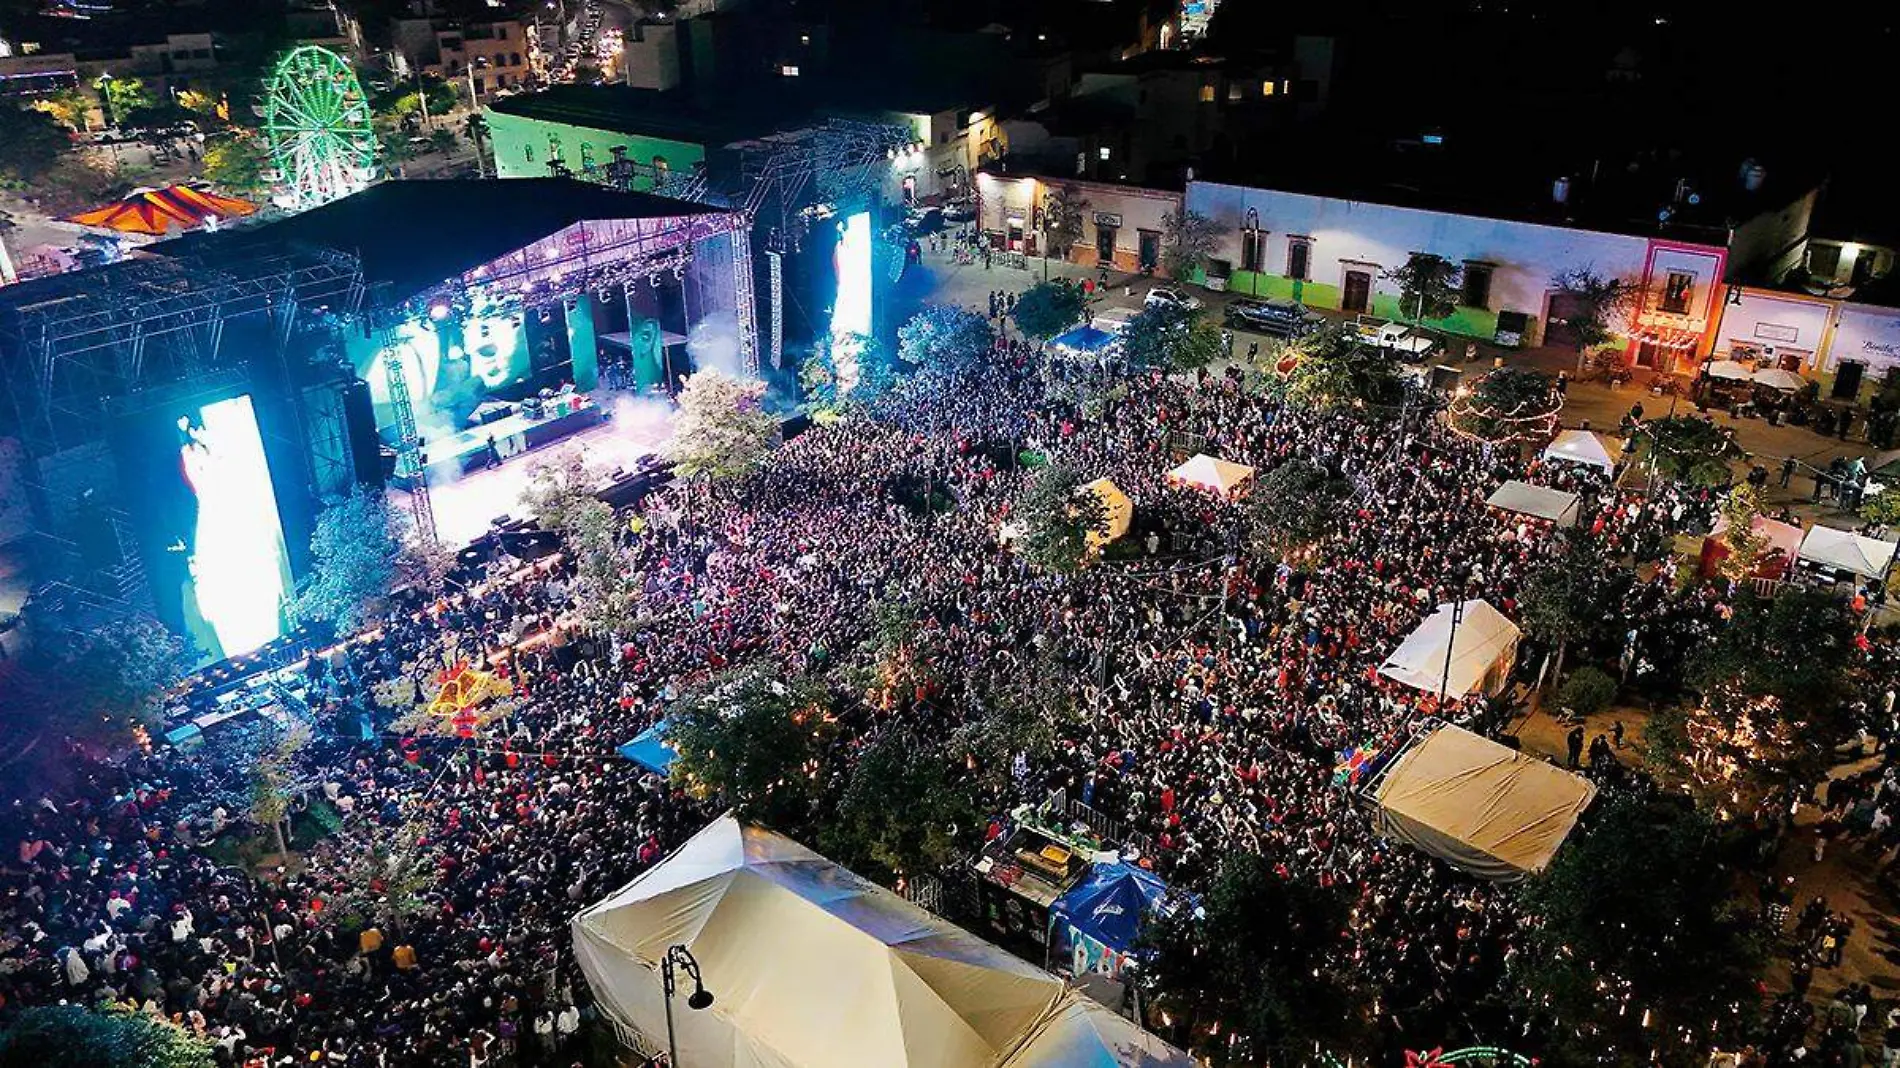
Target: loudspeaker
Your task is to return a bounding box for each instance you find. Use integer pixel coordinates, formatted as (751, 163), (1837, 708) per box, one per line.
(340, 379), (384, 486)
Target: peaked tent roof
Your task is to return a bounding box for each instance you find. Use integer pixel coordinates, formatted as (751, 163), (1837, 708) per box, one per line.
(1798, 524), (1898, 579)
(1166, 454), (1255, 495)
(153, 179), (733, 303)
(616, 717), (678, 777)
(1050, 862), (1170, 956)
(65, 184), (257, 236)
(574, 817), (1193, 1068)
(1050, 324), (1121, 356)
(1372, 723), (1596, 881)
(1485, 480), (1580, 526)
(1541, 429), (1621, 472)
(1378, 599), (1522, 698)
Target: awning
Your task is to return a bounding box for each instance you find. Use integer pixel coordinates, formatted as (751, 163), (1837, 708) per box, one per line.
(1485, 480), (1580, 526)
(1049, 324), (1121, 357)
(1372, 723), (1596, 881)
(1798, 524), (1898, 579)
(1541, 429), (1621, 472)
(1704, 359), (1754, 381)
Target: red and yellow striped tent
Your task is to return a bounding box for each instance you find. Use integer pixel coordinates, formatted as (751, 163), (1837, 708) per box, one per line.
(65, 184), (257, 236)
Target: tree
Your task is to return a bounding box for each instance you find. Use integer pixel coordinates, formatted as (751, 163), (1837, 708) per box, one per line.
(1860, 488), (1900, 528)
(1011, 279), (1090, 342)
(667, 369), (780, 481)
(1549, 266), (1641, 351)
(1514, 793), (1764, 1068)
(318, 818), (442, 937)
(427, 127), (457, 154)
(1715, 485), (1769, 581)
(1448, 365), (1560, 446)
(1041, 183), (1088, 260)
(294, 486), (446, 636)
(1281, 326), (1405, 413)
(1556, 664), (1618, 719)
(822, 725), (983, 883)
(1519, 527), (1613, 688)
(29, 87), (92, 131)
(1384, 252), (1461, 323)
(1676, 587), (1861, 799)
(1160, 208), (1224, 280)
(896, 304), (994, 374)
(201, 133), (270, 194)
(0, 103), (69, 183)
(1638, 416), (1738, 487)
(0, 1004), (215, 1068)
(248, 720), (312, 859)
(520, 450), (639, 634)
(667, 666), (837, 834)
(1119, 303), (1225, 373)
(1247, 460), (1348, 559)
(373, 76), (456, 124)
(802, 331), (896, 406)
(1013, 463), (1110, 574)
(1143, 854), (1370, 1066)
(97, 76), (153, 127)
(8, 612), (188, 742)
(463, 111), (491, 172)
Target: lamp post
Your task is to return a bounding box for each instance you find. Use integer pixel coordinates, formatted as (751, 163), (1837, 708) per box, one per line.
(661, 943), (714, 1067)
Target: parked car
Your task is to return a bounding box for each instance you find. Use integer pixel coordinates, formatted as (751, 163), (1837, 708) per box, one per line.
(1226, 297), (1324, 338)
(1144, 285), (1202, 312)
(1351, 316), (1442, 362)
(942, 200), (976, 223)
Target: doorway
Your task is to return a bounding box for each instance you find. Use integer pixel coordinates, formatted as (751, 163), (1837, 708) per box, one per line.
(1138, 229), (1160, 273)
(1544, 291), (1590, 349)
(1342, 270), (1372, 314)
(1096, 225), (1118, 266)
(1833, 360), (1865, 401)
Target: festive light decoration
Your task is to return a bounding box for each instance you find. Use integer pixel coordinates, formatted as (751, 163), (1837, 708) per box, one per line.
(264, 46), (377, 209)
(1445, 367), (1562, 447)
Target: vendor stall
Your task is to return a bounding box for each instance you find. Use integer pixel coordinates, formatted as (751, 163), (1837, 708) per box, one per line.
(1166, 453), (1255, 496)
(1485, 480), (1580, 528)
(1540, 429), (1621, 473)
(1798, 524), (1897, 580)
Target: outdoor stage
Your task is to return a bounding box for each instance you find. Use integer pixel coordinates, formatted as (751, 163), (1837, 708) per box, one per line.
(395, 391), (677, 547)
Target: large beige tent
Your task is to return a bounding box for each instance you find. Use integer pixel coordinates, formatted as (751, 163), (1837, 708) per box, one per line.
(573, 817), (1194, 1068)
(1485, 480), (1580, 527)
(1371, 723), (1597, 881)
(1166, 454), (1255, 495)
(1084, 478), (1134, 551)
(1378, 599), (1522, 699)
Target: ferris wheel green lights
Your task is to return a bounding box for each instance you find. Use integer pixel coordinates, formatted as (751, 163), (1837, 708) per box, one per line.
(264, 45), (378, 210)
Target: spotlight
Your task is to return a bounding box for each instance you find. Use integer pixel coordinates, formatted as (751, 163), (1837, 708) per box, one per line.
(428, 301), (450, 321)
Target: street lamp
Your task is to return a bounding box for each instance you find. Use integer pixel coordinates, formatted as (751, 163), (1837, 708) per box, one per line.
(661, 944), (714, 1067)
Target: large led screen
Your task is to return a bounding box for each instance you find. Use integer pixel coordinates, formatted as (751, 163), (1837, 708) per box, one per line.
(172, 395), (294, 661)
(829, 210), (873, 387)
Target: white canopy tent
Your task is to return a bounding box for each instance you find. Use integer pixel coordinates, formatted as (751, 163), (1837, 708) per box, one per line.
(1705, 359), (1754, 381)
(1379, 599), (1522, 699)
(1752, 367), (1807, 391)
(574, 817), (1194, 1068)
(1485, 480), (1581, 527)
(1541, 429), (1621, 473)
(1166, 454), (1255, 496)
(1371, 723), (1597, 882)
(1798, 524), (1898, 579)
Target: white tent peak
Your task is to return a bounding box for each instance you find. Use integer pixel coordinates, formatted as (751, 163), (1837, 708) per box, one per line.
(574, 816), (1193, 1068)
(1378, 599), (1522, 699)
(1166, 454), (1254, 495)
(1541, 429), (1620, 472)
(1798, 524), (1897, 580)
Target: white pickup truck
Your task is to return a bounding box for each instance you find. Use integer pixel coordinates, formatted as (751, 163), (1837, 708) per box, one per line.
(1351, 316), (1441, 362)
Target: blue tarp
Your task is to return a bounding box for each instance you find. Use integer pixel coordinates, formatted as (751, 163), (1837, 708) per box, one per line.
(1049, 324), (1121, 356)
(616, 718), (678, 776)
(1048, 861), (1172, 978)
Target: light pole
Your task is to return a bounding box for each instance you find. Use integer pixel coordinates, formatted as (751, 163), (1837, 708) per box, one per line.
(661, 943), (714, 1067)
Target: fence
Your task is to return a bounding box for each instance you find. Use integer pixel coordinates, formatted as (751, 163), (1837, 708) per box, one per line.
(899, 873), (945, 916)
(1044, 788), (1154, 857)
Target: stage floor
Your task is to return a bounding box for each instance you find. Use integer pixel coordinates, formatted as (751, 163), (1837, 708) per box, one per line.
(390, 392), (677, 548)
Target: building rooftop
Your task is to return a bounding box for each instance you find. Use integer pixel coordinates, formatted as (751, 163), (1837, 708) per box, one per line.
(154, 179), (731, 303)
(487, 84), (812, 147)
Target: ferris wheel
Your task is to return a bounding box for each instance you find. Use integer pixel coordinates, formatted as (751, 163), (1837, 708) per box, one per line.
(263, 46), (378, 209)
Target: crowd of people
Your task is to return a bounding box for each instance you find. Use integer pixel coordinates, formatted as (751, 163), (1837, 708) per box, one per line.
(3, 330), (1898, 1067)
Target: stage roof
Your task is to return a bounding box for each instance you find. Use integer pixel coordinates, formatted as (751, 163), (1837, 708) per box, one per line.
(155, 179), (732, 304)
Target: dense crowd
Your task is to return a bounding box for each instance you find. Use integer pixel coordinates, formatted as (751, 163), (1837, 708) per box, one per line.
(4, 337), (1900, 1067)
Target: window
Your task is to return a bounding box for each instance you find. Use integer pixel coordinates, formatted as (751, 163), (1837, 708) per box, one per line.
(579, 142), (594, 171)
(1227, 83), (1243, 101)
(1098, 145), (1111, 161)
(1198, 84), (1215, 103)
(1286, 237), (1310, 280)
(653, 156), (669, 177)
(1461, 263), (1493, 308)
(1261, 80), (1275, 96)
(780, 64), (800, 76)
(510, 52), (521, 66)
(498, 25), (509, 38)
(1660, 270), (1694, 314)
(1240, 229), (1266, 273)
